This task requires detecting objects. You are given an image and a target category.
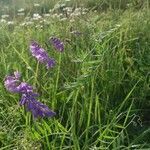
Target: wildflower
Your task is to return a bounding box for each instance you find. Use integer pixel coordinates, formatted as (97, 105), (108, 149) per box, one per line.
(20, 21), (34, 27)
(7, 21), (14, 25)
(70, 19), (75, 23)
(52, 13), (60, 19)
(4, 71), (33, 94)
(4, 71), (56, 118)
(1, 14), (9, 19)
(17, 13), (25, 16)
(20, 94), (56, 118)
(32, 13), (42, 20)
(43, 13), (51, 17)
(17, 8), (25, 12)
(34, 3), (40, 7)
(53, 3), (61, 10)
(49, 9), (53, 13)
(63, 7), (73, 15)
(0, 19), (7, 23)
(30, 41), (55, 69)
(49, 37), (64, 52)
(4, 71), (21, 93)
(60, 17), (67, 21)
(60, 4), (66, 8)
(16, 82), (34, 94)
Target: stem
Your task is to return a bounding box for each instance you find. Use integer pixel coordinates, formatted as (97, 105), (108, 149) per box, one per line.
(52, 53), (62, 108)
(33, 61), (39, 87)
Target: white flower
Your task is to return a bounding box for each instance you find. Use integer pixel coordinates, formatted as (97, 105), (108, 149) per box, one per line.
(49, 9), (54, 13)
(18, 8), (25, 12)
(0, 19), (7, 23)
(53, 3), (61, 10)
(60, 4), (66, 8)
(43, 13), (51, 17)
(35, 25), (43, 29)
(82, 12), (86, 15)
(7, 21), (14, 25)
(33, 13), (42, 20)
(20, 21), (34, 26)
(24, 17), (30, 21)
(70, 19), (75, 22)
(1, 14), (9, 19)
(63, 7), (72, 13)
(52, 14), (59, 18)
(116, 24), (121, 27)
(60, 17), (67, 21)
(75, 8), (82, 12)
(17, 13), (25, 16)
(26, 21), (34, 25)
(20, 22), (26, 26)
(39, 19), (46, 23)
(34, 3), (40, 7)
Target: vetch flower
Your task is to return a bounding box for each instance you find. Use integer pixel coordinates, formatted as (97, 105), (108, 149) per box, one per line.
(30, 41), (55, 69)
(4, 71), (21, 93)
(49, 37), (64, 52)
(20, 94), (56, 118)
(16, 82), (34, 94)
(4, 71), (56, 118)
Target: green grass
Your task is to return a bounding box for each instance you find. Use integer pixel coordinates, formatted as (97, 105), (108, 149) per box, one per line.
(0, 0), (150, 149)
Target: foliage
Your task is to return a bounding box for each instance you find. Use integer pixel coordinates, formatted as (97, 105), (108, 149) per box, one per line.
(0, 0), (150, 149)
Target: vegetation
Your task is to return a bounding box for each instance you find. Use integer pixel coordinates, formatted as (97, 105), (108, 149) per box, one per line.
(0, 0), (150, 149)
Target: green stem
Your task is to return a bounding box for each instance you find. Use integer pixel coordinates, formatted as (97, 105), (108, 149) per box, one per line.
(52, 53), (62, 108)
(34, 61), (39, 87)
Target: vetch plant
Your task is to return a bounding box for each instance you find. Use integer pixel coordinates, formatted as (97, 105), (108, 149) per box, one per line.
(30, 41), (55, 69)
(49, 37), (64, 52)
(4, 71), (56, 118)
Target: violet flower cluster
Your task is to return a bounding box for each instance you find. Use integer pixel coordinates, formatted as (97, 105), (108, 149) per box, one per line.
(4, 37), (64, 118)
(30, 37), (64, 68)
(49, 37), (64, 52)
(4, 71), (56, 118)
(30, 41), (55, 69)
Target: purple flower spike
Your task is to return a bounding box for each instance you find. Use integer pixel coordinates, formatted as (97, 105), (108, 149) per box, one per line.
(4, 71), (21, 93)
(30, 41), (55, 69)
(46, 58), (56, 69)
(4, 72), (34, 94)
(16, 82), (34, 94)
(20, 94), (56, 118)
(50, 37), (64, 52)
(5, 71), (56, 119)
(14, 71), (21, 79)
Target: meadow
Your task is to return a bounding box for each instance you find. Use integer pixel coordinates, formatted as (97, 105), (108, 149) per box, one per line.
(0, 0), (150, 149)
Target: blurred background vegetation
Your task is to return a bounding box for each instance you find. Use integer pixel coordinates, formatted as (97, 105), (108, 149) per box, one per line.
(0, 0), (149, 14)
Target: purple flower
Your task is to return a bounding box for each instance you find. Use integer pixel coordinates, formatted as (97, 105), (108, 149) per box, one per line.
(4, 72), (34, 94)
(30, 41), (55, 69)
(14, 71), (21, 79)
(49, 37), (64, 52)
(4, 71), (21, 93)
(16, 82), (34, 94)
(20, 94), (56, 118)
(4, 71), (56, 118)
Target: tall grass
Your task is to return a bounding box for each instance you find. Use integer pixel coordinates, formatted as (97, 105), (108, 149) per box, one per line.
(0, 0), (150, 149)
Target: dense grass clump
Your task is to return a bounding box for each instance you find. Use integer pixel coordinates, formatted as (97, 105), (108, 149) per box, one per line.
(0, 0), (150, 149)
